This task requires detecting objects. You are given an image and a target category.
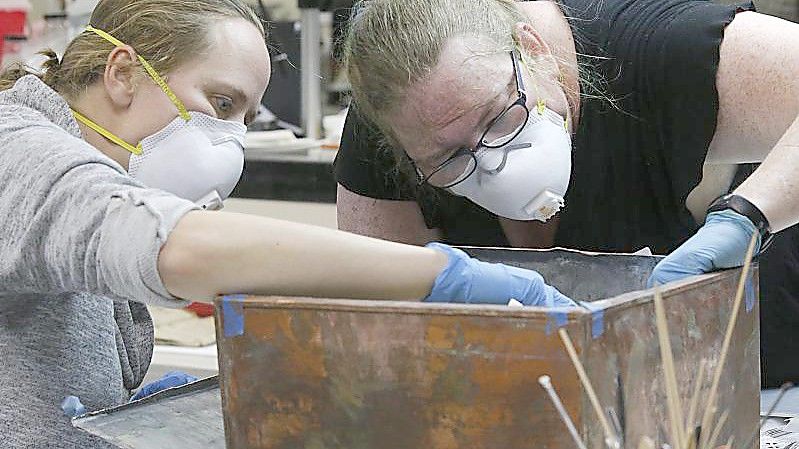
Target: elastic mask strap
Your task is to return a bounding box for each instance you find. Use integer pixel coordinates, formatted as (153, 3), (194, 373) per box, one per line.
(85, 25), (191, 122)
(519, 48), (569, 130)
(72, 110), (143, 155)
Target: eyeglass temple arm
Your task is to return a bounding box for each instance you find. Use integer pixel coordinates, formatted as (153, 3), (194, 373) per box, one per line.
(511, 50), (527, 98)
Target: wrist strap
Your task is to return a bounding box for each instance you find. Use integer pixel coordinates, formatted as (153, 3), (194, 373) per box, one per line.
(707, 194), (774, 253)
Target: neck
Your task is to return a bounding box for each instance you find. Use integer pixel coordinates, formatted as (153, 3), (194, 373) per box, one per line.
(70, 87), (133, 170)
(521, 1), (581, 126)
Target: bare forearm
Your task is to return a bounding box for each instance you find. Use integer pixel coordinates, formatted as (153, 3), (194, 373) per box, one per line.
(336, 184), (442, 245)
(158, 211), (447, 302)
(735, 114), (799, 232)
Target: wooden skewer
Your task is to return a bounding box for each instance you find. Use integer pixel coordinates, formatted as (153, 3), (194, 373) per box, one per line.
(654, 287), (687, 449)
(698, 234), (759, 449)
(704, 409), (729, 449)
(558, 328), (619, 447)
(687, 435), (697, 449)
(683, 360), (706, 448)
(638, 436), (655, 449)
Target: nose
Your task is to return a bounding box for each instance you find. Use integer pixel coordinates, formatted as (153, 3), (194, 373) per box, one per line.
(478, 142), (532, 174)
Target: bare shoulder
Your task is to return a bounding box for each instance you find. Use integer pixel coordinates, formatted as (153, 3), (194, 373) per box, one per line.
(709, 12), (799, 163)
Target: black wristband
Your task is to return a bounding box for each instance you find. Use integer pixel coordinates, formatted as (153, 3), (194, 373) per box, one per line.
(707, 194), (774, 253)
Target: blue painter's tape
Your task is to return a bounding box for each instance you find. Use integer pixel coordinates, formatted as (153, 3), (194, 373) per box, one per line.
(745, 274), (756, 313)
(222, 294), (246, 338)
(576, 301), (605, 339)
(554, 311), (568, 327)
(546, 310), (569, 335)
(591, 309), (605, 339)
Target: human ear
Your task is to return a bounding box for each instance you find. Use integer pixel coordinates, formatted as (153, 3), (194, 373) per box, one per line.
(103, 46), (138, 109)
(513, 22), (553, 60)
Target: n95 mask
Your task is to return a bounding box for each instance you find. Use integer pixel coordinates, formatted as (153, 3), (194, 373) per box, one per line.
(128, 112), (246, 211)
(448, 106), (572, 221)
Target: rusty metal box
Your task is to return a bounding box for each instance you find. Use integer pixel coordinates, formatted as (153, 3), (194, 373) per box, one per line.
(214, 247), (760, 449)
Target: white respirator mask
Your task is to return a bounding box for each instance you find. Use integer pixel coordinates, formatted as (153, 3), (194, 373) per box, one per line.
(72, 25), (246, 211)
(128, 112), (246, 210)
(448, 105), (572, 221)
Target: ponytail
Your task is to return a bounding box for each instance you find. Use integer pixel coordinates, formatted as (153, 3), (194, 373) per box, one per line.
(0, 49), (62, 92)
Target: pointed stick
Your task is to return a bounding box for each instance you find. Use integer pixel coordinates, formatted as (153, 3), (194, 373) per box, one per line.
(638, 436), (655, 449)
(538, 375), (589, 449)
(687, 434), (697, 449)
(654, 288), (686, 448)
(698, 234), (759, 449)
(704, 409), (729, 449)
(558, 328), (619, 448)
(683, 360), (706, 448)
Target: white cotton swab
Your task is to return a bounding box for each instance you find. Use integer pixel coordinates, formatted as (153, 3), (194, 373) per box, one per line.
(559, 328), (621, 448)
(538, 375), (589, 449)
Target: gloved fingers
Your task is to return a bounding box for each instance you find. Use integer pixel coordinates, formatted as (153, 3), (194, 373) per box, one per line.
(648, 212), (760, 287)
(648, 261), (700, 287)
(425, 242), (576, 307)
(648, 246), (710, 287)
(130, 371), (199, 401)
(61, 395), (87, 418)
(550, 288), (578, 307)
(506, 265), (577, 307)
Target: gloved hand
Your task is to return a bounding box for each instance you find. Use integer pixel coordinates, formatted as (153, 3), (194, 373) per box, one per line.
(424, 242), (577, 307)
(648, 209), (760, 287)
(130, 371), (198, 402)
(61, 395), (87, 418)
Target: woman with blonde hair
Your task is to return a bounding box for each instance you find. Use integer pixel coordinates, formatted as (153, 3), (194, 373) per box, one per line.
(0, 0), (575, 446)
(335, 0), (799, 386)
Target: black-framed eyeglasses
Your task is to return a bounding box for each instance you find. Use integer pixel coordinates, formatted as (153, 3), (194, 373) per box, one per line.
(416, 50), (531, 189)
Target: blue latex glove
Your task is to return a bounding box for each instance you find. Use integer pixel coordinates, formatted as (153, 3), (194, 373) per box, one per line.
(648, 209), (760, 287)
(425, 242), (577, 307)
(130, 371), (198, 402)
(61, 395), (87, 418)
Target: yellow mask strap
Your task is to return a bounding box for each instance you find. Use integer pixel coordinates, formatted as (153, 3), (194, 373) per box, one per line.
(86, 25), (191, 122)
(72, 109), (143, 155)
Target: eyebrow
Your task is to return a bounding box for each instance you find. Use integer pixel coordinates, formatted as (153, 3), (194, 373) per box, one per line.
(422, 75), (516, 166)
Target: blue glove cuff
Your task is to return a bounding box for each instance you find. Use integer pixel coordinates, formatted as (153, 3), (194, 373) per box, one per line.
(424, 243), (507, 304)
(705, 209), (761, 256)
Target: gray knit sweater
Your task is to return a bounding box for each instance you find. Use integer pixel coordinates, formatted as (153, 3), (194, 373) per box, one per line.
(0, 75), (198, 448)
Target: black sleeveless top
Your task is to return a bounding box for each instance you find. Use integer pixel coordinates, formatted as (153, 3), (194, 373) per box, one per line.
(334, 0), (799, 386)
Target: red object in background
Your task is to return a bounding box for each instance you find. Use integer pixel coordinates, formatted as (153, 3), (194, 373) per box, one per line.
(0, 8), (27, 63)
(186, 302), (215, 318)
(0, 10), (26, 35)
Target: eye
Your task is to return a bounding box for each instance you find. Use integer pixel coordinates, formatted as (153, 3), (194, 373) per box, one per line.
(212, 95), (234, 116)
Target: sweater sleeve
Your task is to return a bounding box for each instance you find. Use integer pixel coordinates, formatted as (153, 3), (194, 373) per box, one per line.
(0, 121), (199, 307)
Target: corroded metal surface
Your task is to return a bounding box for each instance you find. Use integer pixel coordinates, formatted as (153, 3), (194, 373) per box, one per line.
(214, 248), (760, 449)
(73, 377), (224, 449)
